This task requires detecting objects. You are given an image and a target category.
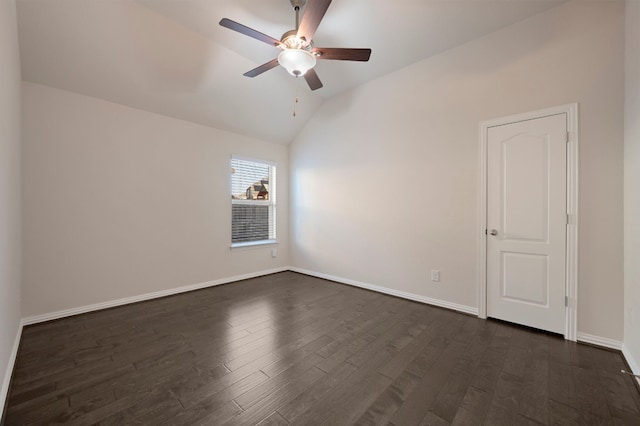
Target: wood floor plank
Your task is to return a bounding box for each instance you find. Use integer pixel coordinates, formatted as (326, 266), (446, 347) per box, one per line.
(318, 372), (392, 425)
(275, 361), (358, 422)
(286, 348), (397, 425)
(609, 405), (640, 425)
(63, 387), (164, 425)
(404, 335), (450, 378)
(418, 411), (450, 426)
(571, 365), (615, 423)
(599, 369), (640, 415)
(4, 271), (640, 425)
(430, 367), (474, 422)
(548, 399), (580, 425)
(314, 303), (408, 373)
(548, 359), (578, 410)
(389, 339), (468, 425)
(501, 345), (529, 379)
(483, 372), (523, 426)
(377, 328), (437, 380)
(5, 395), (69, 425)
(354, 370), (421, 425)
(224, 367), (325, 425)
(234, 353), (325, 410)
(468, 325), (511, 394)
(98, 391), (183, 426)
(7, 362), (136, 420)
(189, 400), (244, 426)
(158, 370), (268, 425)
(256, 410), (290, 425)
(517, 349), (549, 424)
(180, 368), (271, 410)
(6, 382), (55, 407)
(260, 335), (334, 378)
(345, 306), (424, 368)
(449, 386), (492, 426)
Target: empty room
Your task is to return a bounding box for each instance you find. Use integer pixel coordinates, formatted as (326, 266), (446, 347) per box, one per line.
(1, 0), (640, 424)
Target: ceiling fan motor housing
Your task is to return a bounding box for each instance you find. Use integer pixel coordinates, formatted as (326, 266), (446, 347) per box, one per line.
(280, 29), (309, 49)
(290, 0), (307, 9)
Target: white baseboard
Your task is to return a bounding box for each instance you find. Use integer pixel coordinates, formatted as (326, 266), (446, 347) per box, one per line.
(13, 266), (636, 374)
(7, 267), (640, 410)
(622, 344), (640, 387)
(577, 332), (623, 350)
(289, 267), (478, 316)
(21, 267), (289, 326)
(1, 323), (23, 420)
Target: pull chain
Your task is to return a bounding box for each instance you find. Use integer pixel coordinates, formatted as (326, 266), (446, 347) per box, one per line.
(292, 77), (299, 117)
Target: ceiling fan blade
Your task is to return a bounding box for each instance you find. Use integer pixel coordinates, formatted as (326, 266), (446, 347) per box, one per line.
(243, 58), (280, 77)
(312, 48), (372, 62)
(296, 0), (332, 42)
(220, 18), (282, 47)
(304, 68), (323, 91)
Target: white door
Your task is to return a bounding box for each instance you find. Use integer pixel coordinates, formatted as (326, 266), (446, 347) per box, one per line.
(486, 113), (567, 334)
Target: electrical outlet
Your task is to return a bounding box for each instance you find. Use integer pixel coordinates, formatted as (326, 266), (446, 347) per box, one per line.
(431, 270), (440, 282)
(271, 248), (278, 258)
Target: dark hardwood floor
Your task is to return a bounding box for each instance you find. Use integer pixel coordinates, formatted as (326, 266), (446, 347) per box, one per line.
(3, 272), (640, 425)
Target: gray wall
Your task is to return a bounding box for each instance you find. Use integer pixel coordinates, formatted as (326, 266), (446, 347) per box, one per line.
(0, 0), (22, 414)
(21, 82), (289, 318)
(290, 0), (625, 342)
(624, 0), (640, 374)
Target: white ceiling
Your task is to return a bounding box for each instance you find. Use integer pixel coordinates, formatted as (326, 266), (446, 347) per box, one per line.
(16, 0), (566, 144)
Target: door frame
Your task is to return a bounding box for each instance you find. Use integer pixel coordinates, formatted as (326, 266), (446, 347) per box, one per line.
(477, 103), (579, 341)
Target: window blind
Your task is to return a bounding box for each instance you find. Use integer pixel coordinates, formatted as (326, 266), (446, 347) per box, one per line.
(231, 158), (276, 244)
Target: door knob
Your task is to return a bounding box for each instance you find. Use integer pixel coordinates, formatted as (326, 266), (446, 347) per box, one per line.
(490, 229), (498, 236)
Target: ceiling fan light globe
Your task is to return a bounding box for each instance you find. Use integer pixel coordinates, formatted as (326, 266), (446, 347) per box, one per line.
(278, 49), (316, 77)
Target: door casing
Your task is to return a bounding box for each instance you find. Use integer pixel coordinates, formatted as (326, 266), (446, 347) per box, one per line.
(477, 103), (578, 341)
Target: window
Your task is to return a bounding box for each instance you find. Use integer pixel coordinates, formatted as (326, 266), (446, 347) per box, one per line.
(230, 158), (276, 246)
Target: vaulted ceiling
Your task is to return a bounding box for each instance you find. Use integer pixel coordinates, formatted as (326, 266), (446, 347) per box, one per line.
(17, 0), (566, 144)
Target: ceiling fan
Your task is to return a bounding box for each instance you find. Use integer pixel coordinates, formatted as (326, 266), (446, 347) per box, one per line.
(219, 0), (371, 91)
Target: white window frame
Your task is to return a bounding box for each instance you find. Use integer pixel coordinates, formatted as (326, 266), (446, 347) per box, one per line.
(230, 156), (277, 249)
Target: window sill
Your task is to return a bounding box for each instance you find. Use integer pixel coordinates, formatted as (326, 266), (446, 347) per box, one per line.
(230, 240), (278, 250)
